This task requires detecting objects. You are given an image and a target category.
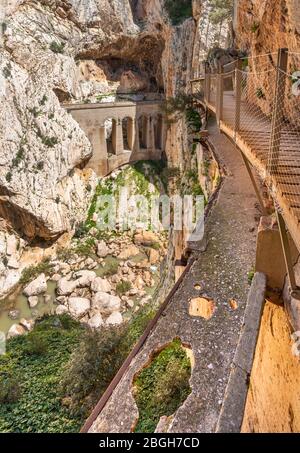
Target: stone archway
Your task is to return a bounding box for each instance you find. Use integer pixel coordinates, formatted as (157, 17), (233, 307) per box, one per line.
(122, 116), (135, 151)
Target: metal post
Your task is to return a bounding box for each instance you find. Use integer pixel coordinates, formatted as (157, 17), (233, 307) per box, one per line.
(268, 48), (288, 176)
(234, 59), (243, 137)
(217, 65), (224, 125)
(276, 210), (300, 299)
(239, 150), (268, 216)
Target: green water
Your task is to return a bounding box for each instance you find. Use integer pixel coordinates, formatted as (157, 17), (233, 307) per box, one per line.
(0, 281), (57, 335)
(0, 252), (160, 335)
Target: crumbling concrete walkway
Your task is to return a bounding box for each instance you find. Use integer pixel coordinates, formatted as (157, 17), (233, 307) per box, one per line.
(88, 121), (261, 433)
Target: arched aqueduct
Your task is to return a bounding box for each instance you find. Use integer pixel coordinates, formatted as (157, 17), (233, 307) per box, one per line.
(65, 101), (165, 176)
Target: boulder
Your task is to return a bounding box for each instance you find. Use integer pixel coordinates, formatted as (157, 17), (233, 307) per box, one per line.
(88, 313), (104, 329)
(135, 275), (145, 290)
(8, 310), (20, 320)
(20, 318), (35, 331)
(56, 305), (69, 315)
(74, 270), (96, 287)
(57, 277), (78, 296)
(149, 248), (160, 264)
(23, 273), (47, 297)
(91, 277), (112, 293)
(106, 311), (123, 326)
(118, 244), (140, 260)
(134, 231), (158, 246)
(51, 273), (61, 282)
(7, 323), (26, 339)
(28, 296), (39, 308)
(68, 297), (91, 318)
(92, 292), (121, 315)
(97, 240), (109, 258)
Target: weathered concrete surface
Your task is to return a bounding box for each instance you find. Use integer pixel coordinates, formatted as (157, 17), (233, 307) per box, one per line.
(216, 272), (267, 433)
(256, 216), (298, 291)
(89, 120), (261, 433)
(242, 300), (300, 433)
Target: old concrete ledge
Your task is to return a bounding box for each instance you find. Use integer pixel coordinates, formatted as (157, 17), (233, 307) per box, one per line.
(216, 272), (267, 433)
(87, 120), (263, 433)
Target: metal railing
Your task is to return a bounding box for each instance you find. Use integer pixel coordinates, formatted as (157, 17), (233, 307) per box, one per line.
(202, 49), (300, 249)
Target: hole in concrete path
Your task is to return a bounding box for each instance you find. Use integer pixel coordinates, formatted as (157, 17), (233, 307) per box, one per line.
(229, 299), (238, 310)
(132, 339), (192, 433)
(194, 283), (202, 291)
(189, 297), (215, 320)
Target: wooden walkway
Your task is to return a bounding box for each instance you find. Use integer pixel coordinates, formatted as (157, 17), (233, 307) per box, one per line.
(207, 89), (300, 252)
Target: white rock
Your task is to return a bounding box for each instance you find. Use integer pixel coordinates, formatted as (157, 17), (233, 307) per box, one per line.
(28, 296), (39, 308)
(20, 318), (35, 331)
(68, 297), (90, 318)
(97, 240), (109, 258)
(7, 323), (26, 339)
(88, 313), (104, 329)
(23, 273), (47, 297)
(51, 273), (61, 282)
(7, 256), (20, 269)
(92, 292), (121, 315)
(91, 277), (111, 293)
(57, 277), (78, 296)
(74, 270), (96, 287)
(56, 305), (69, 315)
(106, 311), (123, 325)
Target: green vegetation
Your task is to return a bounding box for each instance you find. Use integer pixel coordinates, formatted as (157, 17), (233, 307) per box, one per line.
(86, 161), (165, 232)
(256, 88), (265, 100)
(101, 259), (119, 277)
(0, 315), (84, 433)
(161, 92), (202, 133)
(116, 280), (132, 296)
(5, 172), (12, 182)
(41, 136), (58, 147)
(247, 269), (255, 284)
(208, 0), (233, 26)
(20, 259), (54, 285)
(164, 0), (193, 25)
(2, 63), (12, 79)
(251, 22), (260, 33)
(50, 41), (65, 54)
(60, 305), (156, 418)
(133, 339), (191, 432)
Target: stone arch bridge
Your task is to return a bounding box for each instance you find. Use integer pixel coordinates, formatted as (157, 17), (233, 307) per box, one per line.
(65, 101), (165, 176)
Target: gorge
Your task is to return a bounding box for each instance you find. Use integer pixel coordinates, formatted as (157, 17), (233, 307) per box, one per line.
(0, 0), (300, 436)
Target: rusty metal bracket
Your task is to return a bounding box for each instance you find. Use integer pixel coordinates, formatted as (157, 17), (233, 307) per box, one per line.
(276, 210), (300, 300)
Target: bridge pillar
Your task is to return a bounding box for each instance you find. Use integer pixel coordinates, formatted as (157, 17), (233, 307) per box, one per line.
(148, 116), (156, 152)
(127, 117), (135, 151)
(133, 117), (140, 152)
(112, 119), (124, 155)
(87, 125), (108, 176)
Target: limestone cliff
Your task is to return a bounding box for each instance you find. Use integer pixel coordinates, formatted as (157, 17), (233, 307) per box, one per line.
(0, 1), (199, 296)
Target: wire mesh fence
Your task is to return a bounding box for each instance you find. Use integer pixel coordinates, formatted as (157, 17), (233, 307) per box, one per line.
(203, 50), (300, 228)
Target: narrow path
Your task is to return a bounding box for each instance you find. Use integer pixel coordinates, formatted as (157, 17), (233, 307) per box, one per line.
(89, 121), (260, 433)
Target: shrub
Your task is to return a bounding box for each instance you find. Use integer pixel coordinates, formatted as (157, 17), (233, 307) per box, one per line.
(102, 260), (119, 277)
(133, 339), (191, 432)
(116, 280), (132, 296)
(59, 305), (156, 417)
(5, 171), (12, 182)
(256, 88), (265, 100)
(0, 377), (21, 404)
(50, 41), (65, 54)
(0, 315), (83, 433)
(24, 332), (48, 356)
(74, 238), (96, 257)
(20, 259), (53, 285)
(164, 0), (193, 25)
